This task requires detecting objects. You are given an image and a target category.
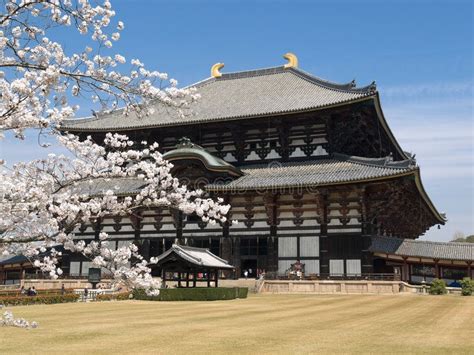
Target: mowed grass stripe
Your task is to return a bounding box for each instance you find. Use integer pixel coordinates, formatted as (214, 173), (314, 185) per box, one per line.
(2, 294), (473, 354)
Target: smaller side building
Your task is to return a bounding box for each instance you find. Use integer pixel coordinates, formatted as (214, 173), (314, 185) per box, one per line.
(370, 236), (473, 285)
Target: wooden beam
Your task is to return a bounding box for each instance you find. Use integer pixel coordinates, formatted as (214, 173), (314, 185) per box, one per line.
(434, 259), (440, 279)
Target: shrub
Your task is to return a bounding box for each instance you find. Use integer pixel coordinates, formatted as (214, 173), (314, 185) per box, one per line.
(0, 293), (80, 306)
(460, 278), (474, 296)
(133, 287), (249, 301)
(96, 292), (131, 301)
(237, 287), (249, 299)
(429, 279), (447, 295)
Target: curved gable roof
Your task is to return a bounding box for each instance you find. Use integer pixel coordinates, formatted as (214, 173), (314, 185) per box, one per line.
(163, 138), (243, 177)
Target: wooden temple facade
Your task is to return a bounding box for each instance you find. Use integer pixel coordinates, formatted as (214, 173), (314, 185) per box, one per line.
(57, 54), (449, 280)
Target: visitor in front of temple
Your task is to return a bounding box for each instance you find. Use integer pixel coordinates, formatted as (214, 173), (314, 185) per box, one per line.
(26, 287), (37, 296)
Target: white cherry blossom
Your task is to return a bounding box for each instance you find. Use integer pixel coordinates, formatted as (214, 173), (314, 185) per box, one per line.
(0, 0), (232, 321)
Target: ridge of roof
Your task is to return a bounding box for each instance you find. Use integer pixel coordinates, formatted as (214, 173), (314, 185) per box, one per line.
(236, 153), (416, 171)
(333, 153), (416, 169)
(373, 235), (473, 248)
(194, 65), (376, 94)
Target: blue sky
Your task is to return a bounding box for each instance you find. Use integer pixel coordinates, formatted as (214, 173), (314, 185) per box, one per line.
(1, 0), (472, 241)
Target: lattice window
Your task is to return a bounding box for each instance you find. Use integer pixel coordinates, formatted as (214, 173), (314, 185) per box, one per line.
(346, 259), (361, 276)
(300, 237), (319, 257)
(70, 261), (81, 276)
(304, 259), (320, 275)
(278, 237), (297, 257)
(329, 259), (344, 276)
(278, 260), (295, 275)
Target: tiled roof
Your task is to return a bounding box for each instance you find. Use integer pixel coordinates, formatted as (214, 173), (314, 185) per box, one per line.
(64, 154), (415, 196)
(156, 244), (234, 269)
(0, 254), (28, 266)
(206, 154), (415, 191)
(60, 66), (376, 132)
(370, 236), (474, 261)
(0, 246), (65, 267)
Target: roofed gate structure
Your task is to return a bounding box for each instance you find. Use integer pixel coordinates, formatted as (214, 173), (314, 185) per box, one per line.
(154, 244), (234, 287)
(54, 53), (467, 284)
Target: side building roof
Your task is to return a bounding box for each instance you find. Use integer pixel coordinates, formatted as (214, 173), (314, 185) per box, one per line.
(370, 236), (474, 262)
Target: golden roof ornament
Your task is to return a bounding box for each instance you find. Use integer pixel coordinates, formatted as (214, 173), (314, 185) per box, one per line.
(283, 52), (298, 69)
(211, 63), (224, 78)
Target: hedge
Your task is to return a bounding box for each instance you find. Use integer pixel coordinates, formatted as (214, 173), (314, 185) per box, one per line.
(133, 287), (249, 301)
(95, 292), (131, 301)
(0, 293), (80, 306)
(0, 289), (74, 297)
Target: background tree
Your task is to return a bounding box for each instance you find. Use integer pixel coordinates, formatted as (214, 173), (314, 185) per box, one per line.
(451, 230), (466, 242)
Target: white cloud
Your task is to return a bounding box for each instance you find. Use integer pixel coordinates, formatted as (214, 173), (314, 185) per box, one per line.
(381, 82), (473, 241)
(380, 82), (473, 99)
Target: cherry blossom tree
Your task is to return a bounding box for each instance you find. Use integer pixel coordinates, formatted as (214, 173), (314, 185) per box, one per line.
(1, 0), (199, 139)
(0, 0), (230, 320)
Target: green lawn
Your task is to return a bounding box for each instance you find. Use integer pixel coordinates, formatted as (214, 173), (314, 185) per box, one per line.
(2, 294), (473, 354)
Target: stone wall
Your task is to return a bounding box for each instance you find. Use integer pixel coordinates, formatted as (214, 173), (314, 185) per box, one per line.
(20, 279), (112, 290)
(261, 280), (401, 294)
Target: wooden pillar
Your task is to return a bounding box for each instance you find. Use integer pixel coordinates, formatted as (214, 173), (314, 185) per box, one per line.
(215, 270), (219, 288)
(360, 187), (373, 275)
(221, 224), (232, 279)
(402, 257), (409, 282)
(267, 235), (278, 273)
(264, 193), (278, 273)
(434, 260), (440, 278)
(176, 211), (183, 243)
(467, 262), (472, 279)
(232, 238), (241, 279)
(193, 272), (197, 288)
(207, 270), (211, 287)
(317, 190), (329, 278)
(186, 272), (190, 288)
(162, 269), (166, 288)
(178, 273), (182, 288)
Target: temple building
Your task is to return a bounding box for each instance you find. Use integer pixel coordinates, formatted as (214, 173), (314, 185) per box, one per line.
(3, 53), (472, 285)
